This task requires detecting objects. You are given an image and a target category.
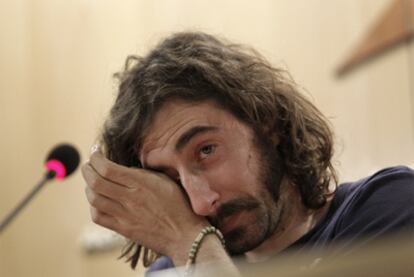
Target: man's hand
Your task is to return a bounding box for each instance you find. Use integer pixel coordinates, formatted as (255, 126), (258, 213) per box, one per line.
(81, 150), (208, 260)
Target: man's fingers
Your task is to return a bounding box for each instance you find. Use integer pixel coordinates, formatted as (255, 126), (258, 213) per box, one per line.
(85, 186), (125, 217)
(82, 163), (131, 202)
(88, 150), (143, 187)
(90, 207), (119, 231)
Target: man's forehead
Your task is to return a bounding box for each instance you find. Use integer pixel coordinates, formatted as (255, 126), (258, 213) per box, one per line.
(140, 100), (247, 154)
(144, 101), (218, 136)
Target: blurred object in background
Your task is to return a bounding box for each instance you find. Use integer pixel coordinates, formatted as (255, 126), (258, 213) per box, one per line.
(79, 224), (125, 255)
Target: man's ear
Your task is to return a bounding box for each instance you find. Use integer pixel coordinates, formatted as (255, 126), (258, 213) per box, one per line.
(260, 125), (280, 146)
(270, 132), (280, 146)
(262, 124), (280, 146)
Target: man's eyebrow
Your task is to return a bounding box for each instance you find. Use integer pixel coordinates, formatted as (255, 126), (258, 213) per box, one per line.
(175, 125), (219, 152)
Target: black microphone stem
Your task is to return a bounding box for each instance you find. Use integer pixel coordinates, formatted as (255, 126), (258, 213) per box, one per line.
(0, 171), (55, 234)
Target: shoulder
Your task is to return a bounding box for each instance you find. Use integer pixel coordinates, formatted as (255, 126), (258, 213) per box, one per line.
(283, 166), (413, 252)
(335, 166), (414, 238)
(360, 165), (414, 187)
(340, 165), (414, 204)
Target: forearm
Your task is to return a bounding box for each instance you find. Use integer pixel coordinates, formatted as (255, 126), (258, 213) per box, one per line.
(170, 233), (241, 276)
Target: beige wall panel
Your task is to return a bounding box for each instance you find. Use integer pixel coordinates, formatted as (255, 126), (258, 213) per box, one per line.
(333, 45), (414, 180)
(0, 0), (412, 276)
(0, 1), (35, 276)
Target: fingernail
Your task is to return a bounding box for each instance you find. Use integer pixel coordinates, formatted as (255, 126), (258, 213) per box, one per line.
(90, 144), (100, 154)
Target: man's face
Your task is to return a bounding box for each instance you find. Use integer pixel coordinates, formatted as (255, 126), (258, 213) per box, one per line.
(140, 100), (285, 255)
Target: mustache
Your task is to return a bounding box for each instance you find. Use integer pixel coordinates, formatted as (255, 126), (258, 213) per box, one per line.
(208, 197), (260, 227)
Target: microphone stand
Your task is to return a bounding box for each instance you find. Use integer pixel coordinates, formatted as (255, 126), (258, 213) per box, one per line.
(0, 170), (55, 234)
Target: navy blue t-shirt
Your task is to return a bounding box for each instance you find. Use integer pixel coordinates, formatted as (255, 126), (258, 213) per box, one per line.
(285, 166), (414, 254)
(146, 166), (414, 274)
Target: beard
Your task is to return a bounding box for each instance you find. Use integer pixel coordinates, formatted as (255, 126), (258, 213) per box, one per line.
(208, 136), (285, 255)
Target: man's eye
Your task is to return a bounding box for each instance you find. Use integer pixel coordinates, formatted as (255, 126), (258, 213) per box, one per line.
(199, 145), (215, 157)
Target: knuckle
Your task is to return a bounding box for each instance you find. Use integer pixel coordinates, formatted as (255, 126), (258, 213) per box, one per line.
(129, 186), (142, 196)
(92, 216), (101, 225)
(89, 178), (99, 190)
(81, 163), (91, 176)
(85, 187), (91, 199)
(90, 209), (100, 223)
(91, 214), (98, 224)
(89, 193), (98, 206)
(101, 165), (114, 178)
(80, 164), (87, 176)
(122, 198), (136, 210)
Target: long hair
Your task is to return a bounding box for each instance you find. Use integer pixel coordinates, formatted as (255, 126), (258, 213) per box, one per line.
(100, 31), (337, 269)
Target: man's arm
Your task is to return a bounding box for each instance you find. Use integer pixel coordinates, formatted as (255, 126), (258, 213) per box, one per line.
(82, 150), (240, 275)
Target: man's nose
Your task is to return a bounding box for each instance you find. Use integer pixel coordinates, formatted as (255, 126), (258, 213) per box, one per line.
(181, 174), (219, 216)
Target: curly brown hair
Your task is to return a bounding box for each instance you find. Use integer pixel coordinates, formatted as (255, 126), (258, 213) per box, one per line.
(100, 31), (337, 269)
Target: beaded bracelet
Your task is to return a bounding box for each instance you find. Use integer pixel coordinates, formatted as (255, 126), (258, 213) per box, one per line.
(184, 226), (226, 276)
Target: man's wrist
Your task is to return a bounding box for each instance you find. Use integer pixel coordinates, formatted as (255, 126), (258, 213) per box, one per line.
(168, 223), (226, 266)
(185, 226), (226, 275)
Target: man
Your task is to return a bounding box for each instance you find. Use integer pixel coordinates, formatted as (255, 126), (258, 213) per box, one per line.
(82, 32), (414, 275)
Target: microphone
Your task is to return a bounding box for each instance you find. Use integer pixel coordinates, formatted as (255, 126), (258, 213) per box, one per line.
(0, 143), (81, 234)
(44, 144), (81, 180)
